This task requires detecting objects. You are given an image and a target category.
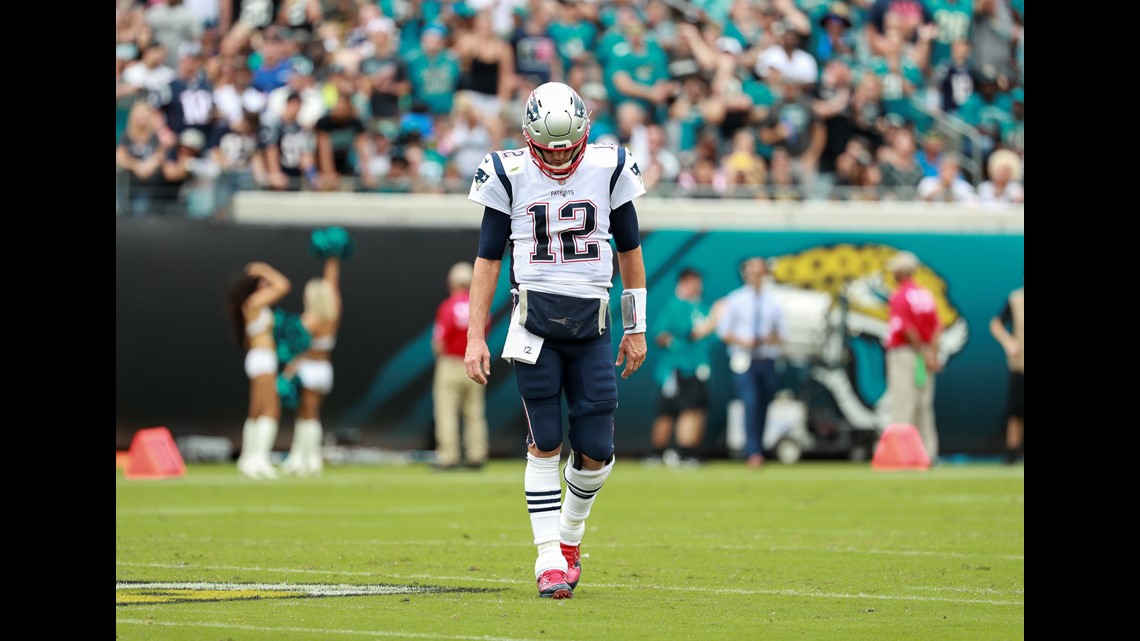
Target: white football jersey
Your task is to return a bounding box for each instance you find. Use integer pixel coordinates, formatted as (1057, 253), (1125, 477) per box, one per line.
(468, 144), (646, 299)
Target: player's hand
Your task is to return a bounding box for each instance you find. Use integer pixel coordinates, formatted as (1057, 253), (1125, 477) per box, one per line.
(465, 337), (492, 384)
(616, 332), (648, 380)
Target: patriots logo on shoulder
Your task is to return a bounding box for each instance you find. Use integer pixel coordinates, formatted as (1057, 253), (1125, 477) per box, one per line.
(474, 167), (491, 190)
(630, 161), (643, 184)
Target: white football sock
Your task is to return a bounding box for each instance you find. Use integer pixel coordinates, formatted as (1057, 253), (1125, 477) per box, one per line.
(525, 453), (566, 576)
(560, 453), (614, 546)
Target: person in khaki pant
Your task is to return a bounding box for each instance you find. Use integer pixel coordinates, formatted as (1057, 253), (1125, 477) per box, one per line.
(432, 262), (489, 470)
(990, 287), (1024, 464)
(882, 251), (943, 460)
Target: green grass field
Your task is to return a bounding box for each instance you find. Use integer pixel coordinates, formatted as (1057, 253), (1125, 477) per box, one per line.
(116, 460), (1024, 640)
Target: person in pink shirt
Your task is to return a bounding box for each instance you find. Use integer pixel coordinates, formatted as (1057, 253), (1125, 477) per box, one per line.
(883, 250), (943, 460)
(432, 261), (490, 470)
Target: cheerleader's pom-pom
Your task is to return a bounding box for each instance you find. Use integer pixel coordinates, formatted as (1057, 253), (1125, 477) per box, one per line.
(309, 226), (355, 260)
(277, 373), (300, 411)
(273, 309), (312, 364)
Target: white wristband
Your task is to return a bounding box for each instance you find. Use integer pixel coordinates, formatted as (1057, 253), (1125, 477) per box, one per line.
(621, 288), (647, 333)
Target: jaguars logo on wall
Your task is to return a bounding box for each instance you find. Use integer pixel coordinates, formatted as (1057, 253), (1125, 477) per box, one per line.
(768, 243), (968, 431)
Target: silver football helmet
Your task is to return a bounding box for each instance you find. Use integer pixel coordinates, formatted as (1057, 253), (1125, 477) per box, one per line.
(521, 82), (591, 180)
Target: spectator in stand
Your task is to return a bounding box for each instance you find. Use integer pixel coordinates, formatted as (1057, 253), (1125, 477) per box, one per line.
(511, 6), (562, 89)
(977, 148), (1023, 206)
(358, 18), (409, 134)
(406, 23), (461, 117)
(669, 72), (725, 160)
(866, 21), (926, 124)
(117, 0), (152, 55)
(809, 1), (857, 68)
(971, 0), (1016, 84)
(549, 0), (598, 78)
(213, 60), (267, 128)
(443, 95), (498, 180)
(877, 127), (924, 200)
(613, 102), (651, 161)
(766, 146), (804, 202)
(811, 57), (856, 198)
(263, 57), (325, 128)
(933, 39), (973, 113)
(918, 154), (976, 203)
(123, 43), (177, 105)
(641, 123), (682, 192)
(314, 91), (373, 191)
(678, 155), (727, 199)
(956, 65), (1013, 162)
(147, 0), (203, 67)
(754, 18), (818, 88)
(251, 26), (297, 95)
(832, 136), (882, 201)
(848, 73), (887, 152)
(713, 38), (775, 154)
(866, 0), (933, 56)
(117, 100), (173, 217)
(758, 68), (825, 181)
(926, 0), (973, 71)
(581, 82), (619, 143)
(722, 129), (767, 197)
(162, 42), (214, 137)
(1001, 88), (1023, 157)
(261, 92), (317, 191)
(160, 127), (215, 217)
(211, 109), (265, 218)
(607, 22), (673, 125)
(454, 9), (516, 117)
(915, 129), (946, 178)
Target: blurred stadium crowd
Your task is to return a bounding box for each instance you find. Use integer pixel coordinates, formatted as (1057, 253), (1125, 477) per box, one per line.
(116, 0), (1024, 216)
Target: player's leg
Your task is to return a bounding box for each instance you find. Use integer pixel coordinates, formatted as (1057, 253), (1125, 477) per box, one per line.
(562, 331), (619, 590)
(675, 374), (709, 465)
(432, 357), (463, 469)
(515, 346), (572, 598)
(886, 347), (920, 428)
(648, 371), (679, 464)
(754, 359), (780, 459)
(1004, 372), (1024, 464)
(460, 375), (489, 468)
(917, 372), (938, 461)
(733, 364), (763, 466)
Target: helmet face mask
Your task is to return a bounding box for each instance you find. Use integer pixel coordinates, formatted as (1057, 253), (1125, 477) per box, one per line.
(522, 82), (591, 180)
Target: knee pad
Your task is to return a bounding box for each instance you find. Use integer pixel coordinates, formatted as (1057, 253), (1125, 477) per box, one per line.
(522, 395), (564, 454)
(568, 399), (617, 462)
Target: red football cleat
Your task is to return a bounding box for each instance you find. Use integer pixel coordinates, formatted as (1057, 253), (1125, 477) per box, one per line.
(537, 568), (573, 599)
(560, 542), (581, 589)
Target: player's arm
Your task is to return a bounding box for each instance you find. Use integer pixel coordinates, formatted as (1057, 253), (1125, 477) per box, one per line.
(465, 206), (510, 384)
(612, 199), (648, 380)
(989, 301), (1017, 354)
(431, 304), (445, 358)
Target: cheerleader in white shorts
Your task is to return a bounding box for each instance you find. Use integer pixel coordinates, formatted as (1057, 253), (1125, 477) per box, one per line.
(227, 261), (291, 479)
